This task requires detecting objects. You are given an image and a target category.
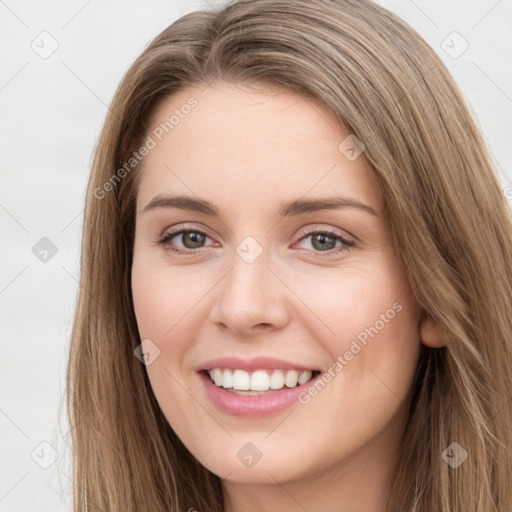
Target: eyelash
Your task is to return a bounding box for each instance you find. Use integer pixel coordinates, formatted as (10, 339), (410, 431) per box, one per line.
(154, 223), (356, 258)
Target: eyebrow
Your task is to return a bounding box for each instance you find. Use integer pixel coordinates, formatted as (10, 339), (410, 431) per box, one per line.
(142, 194), (379, 218)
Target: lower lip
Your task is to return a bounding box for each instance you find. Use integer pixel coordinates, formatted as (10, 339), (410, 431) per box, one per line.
(198, 371), (320, 418)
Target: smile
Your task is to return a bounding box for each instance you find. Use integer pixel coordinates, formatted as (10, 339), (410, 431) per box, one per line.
(195, 356), (322, 417)
(206, 368), (320, 393)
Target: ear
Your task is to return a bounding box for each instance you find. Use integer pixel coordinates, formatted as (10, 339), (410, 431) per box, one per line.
(420, 315), (447, 348)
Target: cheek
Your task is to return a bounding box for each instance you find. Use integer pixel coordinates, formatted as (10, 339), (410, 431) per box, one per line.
(131, 259), (206, 431)
(131, 256), (203, 340)
(294, 263), (420, 408)
(131, 255), (215, 411)
(288, 263), (414, 349)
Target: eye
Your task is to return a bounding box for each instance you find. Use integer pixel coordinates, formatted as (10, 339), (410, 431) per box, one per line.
(154, 224), (356, 257)
(155, 224), (215, 255)
(293, 227), (355, 257)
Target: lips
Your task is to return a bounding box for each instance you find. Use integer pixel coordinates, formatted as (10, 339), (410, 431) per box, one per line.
(195, 356), (322, 417)
(196, 355), (320, 373)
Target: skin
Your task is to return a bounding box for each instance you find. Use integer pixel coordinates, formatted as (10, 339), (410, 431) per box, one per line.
(131, 81), (445, 512)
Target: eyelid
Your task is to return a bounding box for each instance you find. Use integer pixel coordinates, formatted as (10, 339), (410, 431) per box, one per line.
(158, 222), (217, 248)
(295, 223), (355, 242)
(157, 222), (357, 256)
(160, 222), (354, 242)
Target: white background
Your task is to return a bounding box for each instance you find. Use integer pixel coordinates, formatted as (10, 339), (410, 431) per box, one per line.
(1, 0), (511, 510)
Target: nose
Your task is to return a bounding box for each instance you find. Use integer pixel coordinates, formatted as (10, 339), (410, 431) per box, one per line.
(209, 245), (290, 337)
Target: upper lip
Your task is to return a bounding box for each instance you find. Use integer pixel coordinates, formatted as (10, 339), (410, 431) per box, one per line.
(196, 356), (319, 373)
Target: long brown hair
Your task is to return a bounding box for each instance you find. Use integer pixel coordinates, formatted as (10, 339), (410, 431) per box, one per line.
(66, 0), (512, 510)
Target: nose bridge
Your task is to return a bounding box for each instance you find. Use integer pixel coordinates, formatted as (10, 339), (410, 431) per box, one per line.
(225, 235), (273, 313)
(210, 235), (289, 333)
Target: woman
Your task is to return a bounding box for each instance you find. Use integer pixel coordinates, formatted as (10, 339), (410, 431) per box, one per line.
(67, 0), (512, 510)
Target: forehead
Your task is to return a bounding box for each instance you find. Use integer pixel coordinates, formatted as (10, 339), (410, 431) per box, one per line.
(136, 81), (382, 215)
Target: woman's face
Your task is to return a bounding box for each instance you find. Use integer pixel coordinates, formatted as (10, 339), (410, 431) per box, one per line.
(131, 81), (423, 487)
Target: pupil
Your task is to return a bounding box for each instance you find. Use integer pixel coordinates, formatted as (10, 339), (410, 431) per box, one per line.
(184, 232), (205, 248)
(313, 233), (334, 251)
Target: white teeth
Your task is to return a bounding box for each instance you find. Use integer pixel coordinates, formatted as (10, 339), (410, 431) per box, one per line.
(233, 369), (250, 390)
(270, 369), (285, 389)
(250, 370), (270, 391)
(284, 370), (298, 388)
(213, 368), (223, 386)
(298, 370), (312, 385)
(207, 368), (315, 391)
(222, 368), (233, 389)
